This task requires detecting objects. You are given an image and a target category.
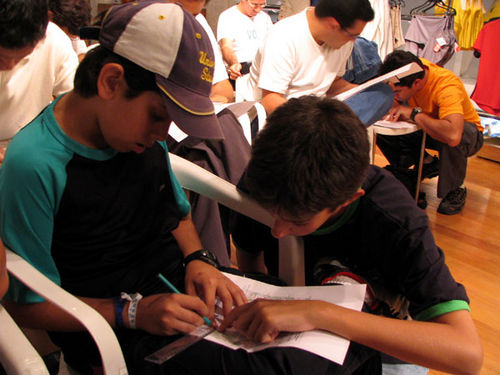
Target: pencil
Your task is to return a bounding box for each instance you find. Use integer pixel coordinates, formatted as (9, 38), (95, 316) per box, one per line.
(157, 273), (212, 326)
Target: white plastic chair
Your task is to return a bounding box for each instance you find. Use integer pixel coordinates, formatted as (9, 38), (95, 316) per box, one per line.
(3, 248), (128, 375)
(0, 303), (50, 375)
(169, 153), (305, 286)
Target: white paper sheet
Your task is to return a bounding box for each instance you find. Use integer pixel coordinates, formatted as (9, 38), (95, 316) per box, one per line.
(202, 273), (366, 365)
(374, 120), (417, 130)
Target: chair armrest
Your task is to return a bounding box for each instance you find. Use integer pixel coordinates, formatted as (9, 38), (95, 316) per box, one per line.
(169, 153), (305, 285)
(169, 153), (272, 226)
(0, 304), (49, 375)
(5, 249), (128, 375)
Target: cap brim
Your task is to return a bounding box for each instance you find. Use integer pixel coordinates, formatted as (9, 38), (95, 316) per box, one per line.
(157, 76), (224, 140)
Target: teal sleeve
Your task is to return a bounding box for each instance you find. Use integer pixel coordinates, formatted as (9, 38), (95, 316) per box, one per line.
(158, 142), (190, 217)
(0, 137), (67, 304)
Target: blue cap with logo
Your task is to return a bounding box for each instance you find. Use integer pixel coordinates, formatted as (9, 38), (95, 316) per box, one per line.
(93, 1), (223, 139)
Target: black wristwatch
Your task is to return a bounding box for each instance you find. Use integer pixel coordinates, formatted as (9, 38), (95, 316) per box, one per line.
(410, 107), (423, 122)
(183, 249), (219, 268)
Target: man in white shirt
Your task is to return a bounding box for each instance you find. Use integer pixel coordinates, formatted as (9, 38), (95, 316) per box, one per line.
(244, 0), (393, 125)
(0, 0), (78, 162)
(49, 0), (92, 61)
(217, 0), (272, 81)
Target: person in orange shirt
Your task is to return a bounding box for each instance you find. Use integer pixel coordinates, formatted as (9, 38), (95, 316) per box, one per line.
(378, 50), (483, 215)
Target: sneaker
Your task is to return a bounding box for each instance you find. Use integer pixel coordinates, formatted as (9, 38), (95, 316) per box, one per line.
(437, 187), (467, 215)
(420, 156), (440, 180)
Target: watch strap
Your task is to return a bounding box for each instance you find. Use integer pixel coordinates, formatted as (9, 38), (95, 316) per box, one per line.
(183, 249), (219, 268)
(410, 107), (423, 122)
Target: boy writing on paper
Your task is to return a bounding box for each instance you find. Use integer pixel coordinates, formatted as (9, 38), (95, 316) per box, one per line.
(0, 2), (344, 374)
(225, 95), (483, 375)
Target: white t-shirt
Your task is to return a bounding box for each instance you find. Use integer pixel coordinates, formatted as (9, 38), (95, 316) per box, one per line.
(217, 6), (273, 63)
(196, 14), (229, 85)
(0, 22), (78, 141)
(244, 9), (353, 101)
(71, 37), (89, 56)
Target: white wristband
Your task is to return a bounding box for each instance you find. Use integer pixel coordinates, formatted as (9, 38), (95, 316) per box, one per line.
(120, 292), (143, 329)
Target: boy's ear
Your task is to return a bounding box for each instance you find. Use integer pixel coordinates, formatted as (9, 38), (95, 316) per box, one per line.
(342, 188), (365, 207)
(328, 188), (365, 216)
(97, 63), (126, 100)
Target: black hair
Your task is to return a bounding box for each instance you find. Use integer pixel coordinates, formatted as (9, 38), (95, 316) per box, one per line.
(0, 0), (49, 48)
(245, 96), (369, 219)
(49, 0), (91, 36)
(379, 50), (426, 88)
(314, 0), (374, 28)
(74, 45), (161, 98)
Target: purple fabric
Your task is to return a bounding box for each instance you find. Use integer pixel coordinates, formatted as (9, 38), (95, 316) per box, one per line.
(404, 15), (457, 66)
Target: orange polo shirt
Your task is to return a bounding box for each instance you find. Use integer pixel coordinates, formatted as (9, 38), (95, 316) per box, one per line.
(409, 59), (483, 131)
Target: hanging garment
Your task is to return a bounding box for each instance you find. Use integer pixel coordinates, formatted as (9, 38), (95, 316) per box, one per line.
(453, 0), (485, 50)
(167, 103), (257, 266)
(391, 4), (405, 49)
(343, 37), (382, 84)
(485, 0), (500, 22)
(472, 19), (500, 115)
(361, 0), (393, 60)
(404, 14), (457, 66)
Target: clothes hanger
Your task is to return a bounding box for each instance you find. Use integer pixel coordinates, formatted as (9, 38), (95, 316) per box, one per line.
(410, 0), (456, 16)
(410, 0), (435, 15)
(437, 0), (457, 16)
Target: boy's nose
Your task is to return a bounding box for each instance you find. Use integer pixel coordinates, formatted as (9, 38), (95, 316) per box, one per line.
(270, 218), (291, 239)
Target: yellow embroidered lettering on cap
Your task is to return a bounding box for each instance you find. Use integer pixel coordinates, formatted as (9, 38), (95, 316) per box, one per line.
(201, 67), (213, 83)
(199, 51), (214, 68)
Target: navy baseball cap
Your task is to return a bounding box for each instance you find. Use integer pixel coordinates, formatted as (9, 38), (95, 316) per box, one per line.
(84, 1), (223, 139)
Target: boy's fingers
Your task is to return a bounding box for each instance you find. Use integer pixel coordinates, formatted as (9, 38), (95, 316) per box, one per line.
(175, 293), (210, 322)
(201, 284), (216, 317)
(219, 305), (244, 331)
(231, 286), (248, 307)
